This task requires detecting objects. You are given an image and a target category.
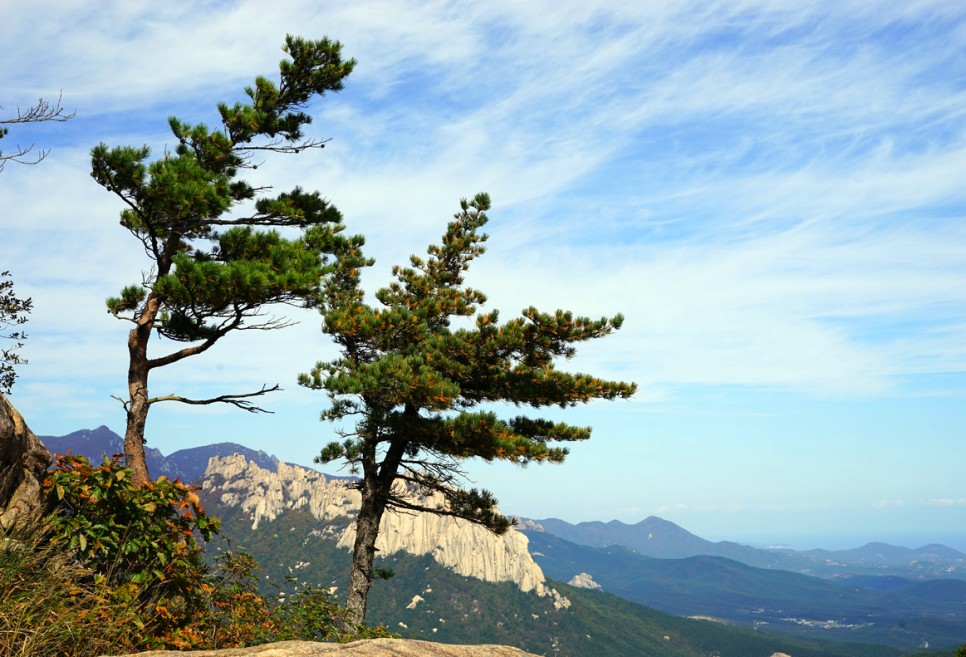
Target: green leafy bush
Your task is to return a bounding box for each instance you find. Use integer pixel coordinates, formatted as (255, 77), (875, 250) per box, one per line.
(43, 453), (217, 643)
(6, 453), (392, 654)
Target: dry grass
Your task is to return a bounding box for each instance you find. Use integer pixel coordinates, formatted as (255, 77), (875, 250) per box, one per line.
(0, 525), (141, 657)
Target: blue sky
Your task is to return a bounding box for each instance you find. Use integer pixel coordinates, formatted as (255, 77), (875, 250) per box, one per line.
(3, 1), (966, 550)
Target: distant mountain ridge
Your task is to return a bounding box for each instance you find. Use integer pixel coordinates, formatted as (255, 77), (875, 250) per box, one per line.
(202, 453), (565, 605)
(519, 516), (966, 580)
(525, 530), (966, 650)
(39, 426), (280, 482)
(201, 455), (897, 657)
(39, 428), (966, 576)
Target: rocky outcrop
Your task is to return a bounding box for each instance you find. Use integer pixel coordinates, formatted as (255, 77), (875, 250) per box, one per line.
(101, 638), (540, 656)
(566, 572), (602, 590)
(0, 393), (50, 530)
(203, 455), (568, 607)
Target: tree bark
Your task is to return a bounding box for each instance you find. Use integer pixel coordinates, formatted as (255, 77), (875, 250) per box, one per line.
(123, 296), (158, 486)
(344, 478), (386, 625)
(344, 436), (409, 624)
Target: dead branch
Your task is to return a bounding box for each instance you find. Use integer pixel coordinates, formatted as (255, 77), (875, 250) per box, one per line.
(148, 383), (281, 413)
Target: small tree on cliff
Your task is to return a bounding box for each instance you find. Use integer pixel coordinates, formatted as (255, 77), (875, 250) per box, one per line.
(299, 193), (637, 623)
(92, 36), (355, 485)
(0, 271), (32, 394)
(2, 95), (72, 391)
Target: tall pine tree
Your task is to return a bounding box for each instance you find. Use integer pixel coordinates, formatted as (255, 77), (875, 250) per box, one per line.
(92, 36), (355, 485)
(300, 193), (637, 622)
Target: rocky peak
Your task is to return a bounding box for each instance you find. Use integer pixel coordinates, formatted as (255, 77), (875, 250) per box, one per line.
(566, 572), (602, 590)
(203, 454), (569, 608)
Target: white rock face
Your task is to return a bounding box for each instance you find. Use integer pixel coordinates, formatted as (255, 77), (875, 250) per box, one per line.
(567, 572), (602, 590)
(203, 454), (567, 605)
(206, 455), (357, 529)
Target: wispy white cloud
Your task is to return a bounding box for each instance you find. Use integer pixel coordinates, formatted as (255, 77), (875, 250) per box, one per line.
(929, 498), (966, 507)
(5, 1), (964, 397)
(3, 0), (966, 537)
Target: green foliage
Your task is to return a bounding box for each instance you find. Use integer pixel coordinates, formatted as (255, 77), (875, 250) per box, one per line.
(44, 454), (216, 591)
(0, 270), (32, 393)
(90, 35), (357, 481)
(302, 193), (637, 530)
(0, 524), (143, 657)
(169, 548), (393, 649)
(43, 454), (220, 645)
(92, 35), (355, 333)
(302, 192), (636, 620)
(5, 456), (389, 655)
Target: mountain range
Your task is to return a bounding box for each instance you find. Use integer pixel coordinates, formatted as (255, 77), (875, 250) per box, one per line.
(517, 516), (966, 581)
(524, 530), (966, 649)
(40, 425), (281, 481)
(36, 427), (966, 655)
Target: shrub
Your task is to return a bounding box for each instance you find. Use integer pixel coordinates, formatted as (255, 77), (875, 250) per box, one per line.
(15, 453), (393, 654)
(43, 453), (218, 644)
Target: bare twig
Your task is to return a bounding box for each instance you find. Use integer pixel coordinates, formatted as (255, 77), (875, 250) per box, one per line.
(0, 93), (76, 171)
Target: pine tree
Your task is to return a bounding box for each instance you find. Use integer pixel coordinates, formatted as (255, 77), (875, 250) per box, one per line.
(92, 36), (355, 485)
(300, 193), (637, 623)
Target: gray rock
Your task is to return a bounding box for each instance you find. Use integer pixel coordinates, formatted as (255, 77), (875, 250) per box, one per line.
(100, 638), (540, 657)
(0, 393), (50, 530)
(203, 455), (568, 608)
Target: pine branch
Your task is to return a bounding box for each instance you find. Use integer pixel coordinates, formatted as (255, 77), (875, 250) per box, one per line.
(234, 136), (330, 154)
(147, 384), (281, 413)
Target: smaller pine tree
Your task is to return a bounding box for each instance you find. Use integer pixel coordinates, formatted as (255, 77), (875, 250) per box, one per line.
(301, 193), (636, 622)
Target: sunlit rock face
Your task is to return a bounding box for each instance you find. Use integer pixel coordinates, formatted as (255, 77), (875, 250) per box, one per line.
(567, 572), (603, 591)
(203, 454), (568, 607)
(205, 455), (356, 527)
(0, 394), (50, 531)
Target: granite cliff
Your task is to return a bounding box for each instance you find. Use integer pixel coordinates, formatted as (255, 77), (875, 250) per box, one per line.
(202, 454), (568, 607)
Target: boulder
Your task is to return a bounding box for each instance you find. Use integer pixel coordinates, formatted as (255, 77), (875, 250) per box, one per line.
(100, 638), (540, 657)
(0, 393), (51, 530)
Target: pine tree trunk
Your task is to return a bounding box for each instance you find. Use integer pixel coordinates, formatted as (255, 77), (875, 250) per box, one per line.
(123, 366), (150, 486)
(123, 299), (156, 487)
(345, 482), (385, 625)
